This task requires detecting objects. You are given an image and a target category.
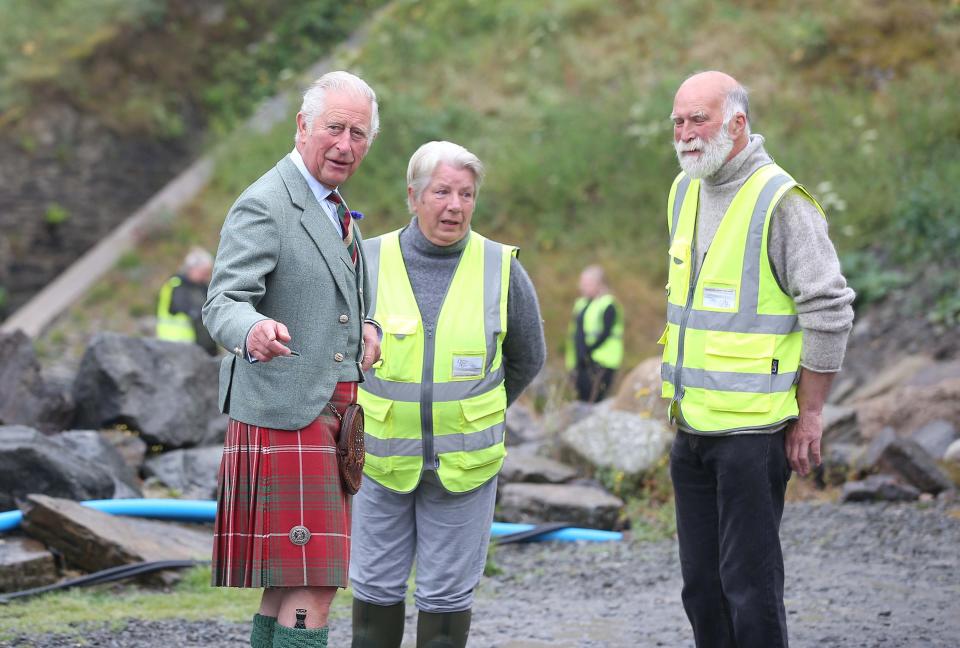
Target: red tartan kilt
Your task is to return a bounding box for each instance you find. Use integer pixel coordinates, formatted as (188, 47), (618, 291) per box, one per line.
(212, 382), (357, 588)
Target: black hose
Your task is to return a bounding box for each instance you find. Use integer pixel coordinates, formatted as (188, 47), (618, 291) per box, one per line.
(0, 559), (210, 604)
(493, 522), (573, 545)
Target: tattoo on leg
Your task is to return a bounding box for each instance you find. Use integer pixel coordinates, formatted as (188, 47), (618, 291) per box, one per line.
(295, 608), (307, 629)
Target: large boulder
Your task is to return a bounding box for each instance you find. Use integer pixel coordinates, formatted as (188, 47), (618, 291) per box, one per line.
(878, 438), (954, 495)
(53, 430), (143, 497)
(142, 446), (223, 499)
(559, 409), (672, 477)
(505, 402), (545, 446)
(0, 425), (115, 510)
(846, 354), (934, 403)
(910, 420), (958, 460)
(72, 333), (221, 448)
(821, 404), (861, 445)
(611, 357), (668, 421)
(0, 330), (74, 432)
(500, 452), (578, 484)
(0, 537), (57, 594)
(19, 495), (211, 579)
(498, 483), (624, 530)
(854, 378), (960, 441)
(841, 474), (920, 503)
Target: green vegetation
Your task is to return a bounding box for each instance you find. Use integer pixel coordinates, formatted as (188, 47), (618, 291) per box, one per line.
(0, 566), (352, 640)
(43, 203), (70, 226)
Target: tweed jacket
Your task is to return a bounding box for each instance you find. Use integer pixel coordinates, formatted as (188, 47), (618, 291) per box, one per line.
(202, 156), (371, 430)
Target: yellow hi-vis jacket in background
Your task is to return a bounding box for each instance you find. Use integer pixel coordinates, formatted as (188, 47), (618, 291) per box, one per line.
(564, 294), (625, 371)
(358, 229), (516, 493)
(156, 276), (196, 343)
(659, 164), (825, 434)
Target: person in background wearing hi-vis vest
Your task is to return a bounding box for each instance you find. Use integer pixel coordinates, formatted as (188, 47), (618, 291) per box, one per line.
(565, 265), (624, 402)
(661, 71), (855, 648)
(349, 141), (546, 648)
(156, 247), (217, 355)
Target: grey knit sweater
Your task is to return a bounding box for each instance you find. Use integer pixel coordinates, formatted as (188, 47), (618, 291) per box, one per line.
(398, 217), (546, 405)
(695, 134), (855, 372)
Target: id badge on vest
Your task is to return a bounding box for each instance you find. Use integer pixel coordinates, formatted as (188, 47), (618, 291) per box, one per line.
(452, 353), (485, 379)
(702, 281), (738, 311)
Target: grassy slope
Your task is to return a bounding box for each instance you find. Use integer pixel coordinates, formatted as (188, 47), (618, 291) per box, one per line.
(37, 0), (960, 370)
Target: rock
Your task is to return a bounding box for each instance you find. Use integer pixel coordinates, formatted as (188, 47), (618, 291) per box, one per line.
(610, 357), (668, 421)
(142, 446), (223, 499)
(847, 354), (934, 403)
(822, 404), (861, 444)
(945, 439), (960, 464)
(860, 426), (897, 472)
(19, 494), (211, 578)
(505, 402), (545, 446)
(100, 428), (149, 475)
(53, 430), (142, 496)
(498, 483), (624, 530)
(201, 414), (230, 446)
(0, 536), (58, 593)
(841, 475), (920, 503)
(878, 439), (954, 495)
(0, 425), (115, 510)
(0, 330), (74, 432)
(559, 409), (672, 476)
(827, 375), (859, 405)
(500, 453), (578, 484)
(904, 359), (960, 387)
(72, 333), (221, 448)
(910, 420), (958, 460)
(854, 378), (960, 441)
(819, 442), (864, 486)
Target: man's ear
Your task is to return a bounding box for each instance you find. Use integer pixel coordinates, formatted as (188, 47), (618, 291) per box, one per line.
(731, 113), (747, 138)
(295, 112), (307, 140)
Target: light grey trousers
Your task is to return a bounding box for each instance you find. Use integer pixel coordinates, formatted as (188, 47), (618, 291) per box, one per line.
(349, 470), (497, 613)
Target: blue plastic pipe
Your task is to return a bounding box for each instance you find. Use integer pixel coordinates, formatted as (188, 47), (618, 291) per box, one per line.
(0, 499), (622, 542)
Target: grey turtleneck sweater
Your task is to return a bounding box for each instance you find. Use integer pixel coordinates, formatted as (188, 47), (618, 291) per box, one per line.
(398, 217), (546, 405)
(693, 134), (855, 373)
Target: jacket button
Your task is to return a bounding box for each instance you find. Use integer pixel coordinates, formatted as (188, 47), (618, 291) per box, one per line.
(334, 352), (345, 362)
(339, 314), (349, 323)
(233, 346), (242, 357)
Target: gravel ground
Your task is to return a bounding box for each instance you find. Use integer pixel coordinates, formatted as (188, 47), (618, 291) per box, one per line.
(5, 500), (959, 648)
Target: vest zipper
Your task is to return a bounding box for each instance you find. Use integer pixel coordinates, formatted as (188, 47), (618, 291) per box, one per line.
(672, 230), (703, 426)
(421, 324), (438, 469)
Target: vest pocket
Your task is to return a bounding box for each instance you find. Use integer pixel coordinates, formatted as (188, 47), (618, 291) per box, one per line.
(703, 331), (774, 413)
(378, 315), (421, 382)
(360, 395), (393, 475)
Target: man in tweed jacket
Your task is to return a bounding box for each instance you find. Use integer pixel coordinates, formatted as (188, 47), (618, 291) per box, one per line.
(203, 71), (381, 648)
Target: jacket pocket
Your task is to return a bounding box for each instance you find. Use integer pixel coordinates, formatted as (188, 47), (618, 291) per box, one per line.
(377, 314), (421, 382)
(703, 331), (775, 413)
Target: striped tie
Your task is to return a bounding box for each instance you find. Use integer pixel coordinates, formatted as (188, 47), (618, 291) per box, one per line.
(327, 191), (358, 265)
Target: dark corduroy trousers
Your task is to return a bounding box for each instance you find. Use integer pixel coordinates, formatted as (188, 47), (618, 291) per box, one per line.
(670, 429), (792, 648)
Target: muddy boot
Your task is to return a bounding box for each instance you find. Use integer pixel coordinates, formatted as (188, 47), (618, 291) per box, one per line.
(415, 610), (471, 648)
(273, 622), (328, 648)
(351, 598), (405, 648)
(251, 613), (277, 648)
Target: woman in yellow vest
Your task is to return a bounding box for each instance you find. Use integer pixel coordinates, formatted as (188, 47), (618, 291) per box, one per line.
(564, 265), (625, 402)
(350, 141), (546, 648)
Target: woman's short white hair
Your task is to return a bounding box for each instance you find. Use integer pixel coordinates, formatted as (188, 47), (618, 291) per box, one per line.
(406, 141), (485, 213)
(295, 70), (379, 146)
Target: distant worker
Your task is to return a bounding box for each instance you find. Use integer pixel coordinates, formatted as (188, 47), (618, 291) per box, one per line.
(156, 246), (217, 355)
(565, 265), (624, 402)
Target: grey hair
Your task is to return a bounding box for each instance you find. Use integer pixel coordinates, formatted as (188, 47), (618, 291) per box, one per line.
(406, 141), (486, 213)
(182, 246), (212, 272)
(723, 84), (751, 136)
(294, 70), (379, 146)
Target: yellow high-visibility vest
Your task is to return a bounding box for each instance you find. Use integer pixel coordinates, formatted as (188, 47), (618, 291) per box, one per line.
(358, 229), (515, 493)
(564, 294), (624, 370)
(156, 276), (196, 343)
(660, 164), (824, 433)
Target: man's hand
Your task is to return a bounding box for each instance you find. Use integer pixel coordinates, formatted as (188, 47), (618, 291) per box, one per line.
(360, 322), (381, 372)
(246, 319), (293, 362)
(785, 411), (822, 477)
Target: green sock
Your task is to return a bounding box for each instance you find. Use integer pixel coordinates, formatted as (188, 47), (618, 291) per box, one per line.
(273, 622), (329, 648)
(251, 613), (277, 648)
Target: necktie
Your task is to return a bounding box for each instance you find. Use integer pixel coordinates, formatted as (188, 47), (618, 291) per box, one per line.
(327, 191), (358, 265)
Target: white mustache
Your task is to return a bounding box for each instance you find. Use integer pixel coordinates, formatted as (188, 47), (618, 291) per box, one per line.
(676, 139), (705, 153)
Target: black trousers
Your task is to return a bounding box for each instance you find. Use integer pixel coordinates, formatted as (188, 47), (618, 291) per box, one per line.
(670, 430), (792, 648)
(573, 364), (615, 402)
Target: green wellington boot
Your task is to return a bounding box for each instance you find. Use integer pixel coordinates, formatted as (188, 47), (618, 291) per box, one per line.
(251, 613), (277, 648)
(415, 610), (471, 648)
(351, 598), (406, 648)
(273, 622), (329, 648)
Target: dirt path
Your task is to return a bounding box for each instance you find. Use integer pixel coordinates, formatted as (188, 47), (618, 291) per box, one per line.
(6, 500), (959, 647)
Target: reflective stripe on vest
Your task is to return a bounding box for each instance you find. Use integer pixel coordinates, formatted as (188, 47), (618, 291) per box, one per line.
(156, 276), (196, 343)
(659, 164), (825, 433)
(358, 229), (515, 493)
(565, 294), (624, 370)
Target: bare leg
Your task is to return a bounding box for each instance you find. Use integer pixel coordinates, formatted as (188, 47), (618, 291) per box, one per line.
(275, 586), (337, 628)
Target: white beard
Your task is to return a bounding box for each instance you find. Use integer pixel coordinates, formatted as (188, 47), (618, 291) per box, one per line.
(675, 126), (735, 179)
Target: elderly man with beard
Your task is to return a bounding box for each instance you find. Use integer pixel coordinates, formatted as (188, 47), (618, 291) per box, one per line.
(660, 71), (854, 648)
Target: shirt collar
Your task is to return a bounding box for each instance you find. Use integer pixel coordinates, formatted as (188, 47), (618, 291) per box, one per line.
(289, 148), (337, 204)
